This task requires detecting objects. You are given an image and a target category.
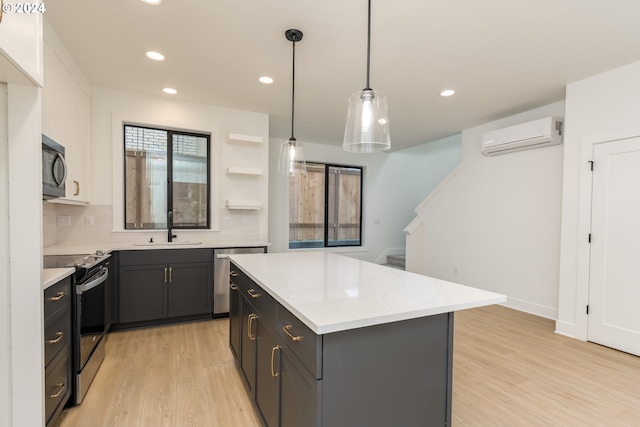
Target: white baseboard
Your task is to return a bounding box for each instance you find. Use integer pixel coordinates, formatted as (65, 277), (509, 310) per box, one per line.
(554, 320), (578, 339)
(502, 297), (557, 320)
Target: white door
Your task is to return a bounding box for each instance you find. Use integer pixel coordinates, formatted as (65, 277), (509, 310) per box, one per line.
(588, 136), (640, 356)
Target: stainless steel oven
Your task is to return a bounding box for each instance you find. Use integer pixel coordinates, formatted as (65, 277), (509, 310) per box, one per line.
(44, 252), (111, 405)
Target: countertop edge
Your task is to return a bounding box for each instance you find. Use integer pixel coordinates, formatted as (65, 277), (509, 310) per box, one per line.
(42, 268), (75, 290)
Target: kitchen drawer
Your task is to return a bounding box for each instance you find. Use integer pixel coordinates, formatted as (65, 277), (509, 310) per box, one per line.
(44, 305), (71, 368)
(44, 276), (72, 319)
(231, 264), (276, 327)
(45, 350), (71, 426)
(277, 305), (322, 379)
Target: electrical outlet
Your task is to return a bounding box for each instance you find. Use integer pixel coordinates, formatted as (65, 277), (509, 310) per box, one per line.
(241, 217), (250, 226)
(85, 216), (95, 226)
(221, 217), (231, 227)
(57, 216), (71, 226)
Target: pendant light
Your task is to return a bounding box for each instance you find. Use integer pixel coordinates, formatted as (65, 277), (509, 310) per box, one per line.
(278, 29), (306, 175)
(343, 0), (391, 153)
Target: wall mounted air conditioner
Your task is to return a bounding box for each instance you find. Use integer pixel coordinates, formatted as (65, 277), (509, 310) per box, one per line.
(481, 116), (563, 156)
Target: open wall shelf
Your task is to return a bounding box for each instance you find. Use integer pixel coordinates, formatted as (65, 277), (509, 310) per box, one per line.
(226, 199), (263, 210)
(228, 133), (263, 144)
(227, 166), (263, 176)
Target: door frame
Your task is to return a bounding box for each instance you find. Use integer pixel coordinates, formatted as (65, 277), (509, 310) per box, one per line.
(575, 126), (640, 341)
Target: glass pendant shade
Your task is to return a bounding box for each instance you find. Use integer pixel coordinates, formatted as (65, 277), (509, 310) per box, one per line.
(343, 89), (391, 153)
(278, 138), (306, 175)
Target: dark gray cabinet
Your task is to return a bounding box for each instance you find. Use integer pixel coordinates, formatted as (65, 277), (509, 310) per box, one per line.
(228, 279), (242, 359)
(229, 261), (453, 427)
(118, 249), (212, 326)
(43, 275), (73, 427)
(239, 295), (257, 395)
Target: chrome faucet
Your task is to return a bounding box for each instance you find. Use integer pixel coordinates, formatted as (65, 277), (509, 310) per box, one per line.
(168, 210), (177, 242)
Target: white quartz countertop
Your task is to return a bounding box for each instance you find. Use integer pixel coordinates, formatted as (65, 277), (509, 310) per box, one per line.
(228, 251), (507, 335)
(41, 268), (75, 290)
(43, 240), (269, 256)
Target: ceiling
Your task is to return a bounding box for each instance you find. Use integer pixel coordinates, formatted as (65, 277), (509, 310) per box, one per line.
(44, 0), (640, 152)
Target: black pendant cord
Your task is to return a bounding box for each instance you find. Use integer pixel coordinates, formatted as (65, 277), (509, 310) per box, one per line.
(291, 38), (296, 141)
(285, 29), (303, 141)
(364, 0), (372, 91)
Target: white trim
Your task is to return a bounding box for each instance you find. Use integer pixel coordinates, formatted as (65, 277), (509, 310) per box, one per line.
(111, 111), (220, 232)
(404, 215), (423, 236)
(501, 296), (557, 320)
(574, 126), (640, 341)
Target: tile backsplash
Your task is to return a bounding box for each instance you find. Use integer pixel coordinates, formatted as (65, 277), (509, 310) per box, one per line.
(43, 202), (264, 247)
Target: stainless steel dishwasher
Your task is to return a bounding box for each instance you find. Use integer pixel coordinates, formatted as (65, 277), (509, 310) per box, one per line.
(213, 247), (266, 316)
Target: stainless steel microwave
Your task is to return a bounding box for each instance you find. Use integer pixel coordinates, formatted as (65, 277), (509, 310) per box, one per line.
(42, 134), (67, 199)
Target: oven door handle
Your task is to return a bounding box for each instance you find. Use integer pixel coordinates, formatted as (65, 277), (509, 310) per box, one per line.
(77, 267), (108, 294)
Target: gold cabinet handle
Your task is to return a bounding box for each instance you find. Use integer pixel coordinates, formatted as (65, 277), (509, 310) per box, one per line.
(169, 267), (173, 283)
(271, 345), (280, 378)
(283, 325), (302, 342)
(49, 383), (65, 399)
(247, 289), (260, 299)
(73, 180), (80, 196)
(48, 292), (65, 302)
(229, 283), (238, 290)
(230, 270), (239, 277)
(47, 331), (64, 344)
(247, 313), (257, 340)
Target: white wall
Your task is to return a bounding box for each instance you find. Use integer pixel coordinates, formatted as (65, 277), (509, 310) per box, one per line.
(7, 83), (43, 426)
(0, 83), (10, 427)
(557, 60), (640, 338)
(44, 86), (270, 246)
(268, 135), (461, 263)
(408, 101), (565, 319)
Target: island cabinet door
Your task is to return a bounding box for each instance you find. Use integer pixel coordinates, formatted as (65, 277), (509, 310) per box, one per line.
(166, 262), (212, 317)
(229, 282), (242, 360)
(279, 346), (322, 427)
(240, 297), (258, 396)
(255, 324), (280, 427)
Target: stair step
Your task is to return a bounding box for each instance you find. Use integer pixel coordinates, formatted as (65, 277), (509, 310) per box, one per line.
(385, 254), (406, 269)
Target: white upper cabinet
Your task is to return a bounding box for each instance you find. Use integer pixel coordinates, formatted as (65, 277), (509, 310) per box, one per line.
(0, 12), (43, 85)
(42, 23), (91, 204)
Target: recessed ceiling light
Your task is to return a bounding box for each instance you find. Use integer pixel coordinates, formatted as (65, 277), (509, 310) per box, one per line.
(145, 51), (165, 61)
(440, 89), (456, 97)
(259, 76), (274, 84)
(140, 0), (162, 5)
(162, 88), (177, 95)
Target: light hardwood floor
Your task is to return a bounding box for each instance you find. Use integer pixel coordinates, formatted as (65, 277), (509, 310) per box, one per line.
(58, 305), (640, 427)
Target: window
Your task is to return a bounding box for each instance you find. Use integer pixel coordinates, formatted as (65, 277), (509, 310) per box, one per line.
(124, 124), (210, 230)
(289, 162), (363, 248)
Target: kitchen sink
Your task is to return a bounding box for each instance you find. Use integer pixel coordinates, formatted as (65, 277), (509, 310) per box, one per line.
(133, 241), (203, 247)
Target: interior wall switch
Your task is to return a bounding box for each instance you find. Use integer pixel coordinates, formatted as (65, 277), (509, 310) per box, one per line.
(85, 216), (95, 226)
(57, 215), (71, 226)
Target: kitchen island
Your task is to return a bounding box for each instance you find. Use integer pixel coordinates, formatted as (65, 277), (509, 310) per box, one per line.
(228, 251), (506, 427)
